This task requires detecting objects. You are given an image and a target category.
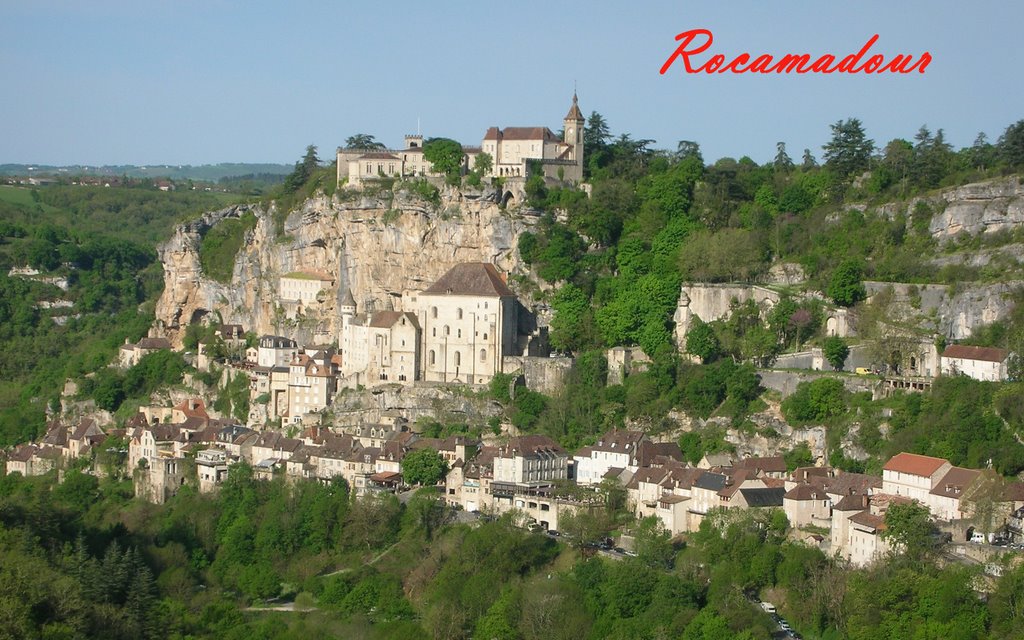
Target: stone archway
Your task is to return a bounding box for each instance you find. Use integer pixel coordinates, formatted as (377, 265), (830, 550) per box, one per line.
(502, 191), (516, 207)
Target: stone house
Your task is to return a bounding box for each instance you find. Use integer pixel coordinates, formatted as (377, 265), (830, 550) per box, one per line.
(286, 349), (338, 425)
(492, 435), (567, 485)
(196, 449), (230, 493)
(279, 271), (335, 318)
(928, 466), (982, 521)
(783, 483), (832, 529)
(882, 452), (952, 504)
(574, 429), (647, 486)
(940, 345), (1011, 382)
(118, 336), (172, 368)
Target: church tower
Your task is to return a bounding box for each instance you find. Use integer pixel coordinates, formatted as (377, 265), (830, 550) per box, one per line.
(563, 92), (585, 181)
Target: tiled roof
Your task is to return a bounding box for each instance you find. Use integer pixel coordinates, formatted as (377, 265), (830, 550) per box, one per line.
(368, 310), (419, 329)
(564, 93), (584, 122)
(482, 126), (560, 142)
(929, 467), (981, 499)
(883, 452), (950, 477)
(136, 337), (172, 350)
(739, 487), (786, 507)
(693, 471), (727, 492)
(357, 152), (401, 160)
(785, 483), (830, 501)
(737, 456), (787, 474)
(422, 263), (514, 297)
(941, 344), (1009, 363)
(849, 511), (886, 531)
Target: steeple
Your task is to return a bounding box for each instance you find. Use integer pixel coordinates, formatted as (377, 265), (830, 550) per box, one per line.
(564, 92), (584, 124)
(341, 288), (356, 317)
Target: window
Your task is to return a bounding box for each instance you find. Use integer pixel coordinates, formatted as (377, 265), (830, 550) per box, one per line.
(457, 308), (463, 320)
(483, 333), (488, 340)
(429, 350), (435, 365)
(457, 329), (462, 338)
(432, 328), (436, 337)
(444, 325), (450, 336)
(454, 351), (461, 366)
(431, 307), (438, 319)
(480, 348), (486, 362)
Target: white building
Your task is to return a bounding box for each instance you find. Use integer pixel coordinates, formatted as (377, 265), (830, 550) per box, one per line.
(940, 345), (1011, 382)
(338, 262), (522, 387)
(882, 452), (952, 504)
(492, 435), (567, 485)
(573, 430), (646, 486)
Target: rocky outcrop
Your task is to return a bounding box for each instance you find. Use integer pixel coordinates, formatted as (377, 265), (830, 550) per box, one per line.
(928, 176), (1024, 241)
(864, 280), (1024, 339)
(154, 185), (537, 347)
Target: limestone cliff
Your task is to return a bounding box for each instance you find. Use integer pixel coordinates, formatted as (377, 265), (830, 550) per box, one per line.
(154, 186), (537, 347)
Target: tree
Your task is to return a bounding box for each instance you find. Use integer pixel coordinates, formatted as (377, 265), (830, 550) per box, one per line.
(881, 501), (935, 560)
(823, 336), (850, 371)
(345, 134), (385, 150)
(773, 141), (794, 172)
(584, 111), (611, 151)
(473, 151), (493, 176)
(401, 448), (449, 486)
(676, 140), (703, 164)
(822, 118), (874, 181)
(827, 259), (867, 307)
(801, 148), (818, 170)
(423, 138), (464, 184)
(998, 119), (1024, 169)
(283, 144), (320, 193)
(686, 319), (721, 364)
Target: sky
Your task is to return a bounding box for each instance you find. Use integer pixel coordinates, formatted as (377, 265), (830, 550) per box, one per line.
(2, 0), (1022, 166)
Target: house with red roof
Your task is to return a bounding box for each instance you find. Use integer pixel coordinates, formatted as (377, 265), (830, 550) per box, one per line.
(882, 452), (952, 504)
(940, 344), (1011, 381)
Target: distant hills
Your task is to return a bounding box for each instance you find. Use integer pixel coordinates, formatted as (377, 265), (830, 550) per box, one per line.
(0, 162), (293, 182)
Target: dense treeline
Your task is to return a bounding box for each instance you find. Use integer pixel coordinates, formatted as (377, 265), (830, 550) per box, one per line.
(0, 185), (241, 446)
(3, 470), (1024, 639)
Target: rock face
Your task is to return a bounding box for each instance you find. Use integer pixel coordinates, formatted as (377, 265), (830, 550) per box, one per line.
(928, 176), (1024, 241)
(154, 186), (537, 347)
(863, 280), (1024, 340)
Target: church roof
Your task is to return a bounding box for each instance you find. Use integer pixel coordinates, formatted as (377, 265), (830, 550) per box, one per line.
(423, 263), (514, 298)
(368, 311), (419, 329)
(341, 289), (356, 307)
(483, 126), (560, 142)
(565, 92), (584, 122)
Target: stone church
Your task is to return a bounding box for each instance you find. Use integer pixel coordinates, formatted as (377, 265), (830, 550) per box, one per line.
(338, 263), (521, 386)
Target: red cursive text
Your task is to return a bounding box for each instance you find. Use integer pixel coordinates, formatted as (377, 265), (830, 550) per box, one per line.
(660, 29), (931, 75)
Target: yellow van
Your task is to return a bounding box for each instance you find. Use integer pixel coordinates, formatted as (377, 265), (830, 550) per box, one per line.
(855, 367), (871, 375)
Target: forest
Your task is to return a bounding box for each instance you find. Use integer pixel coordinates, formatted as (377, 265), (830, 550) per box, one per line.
(2, 467), (1023, 640)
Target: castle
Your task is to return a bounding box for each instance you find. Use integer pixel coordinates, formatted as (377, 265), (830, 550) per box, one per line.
(339, 262), (521, 386)
(335, 94), (585, 187)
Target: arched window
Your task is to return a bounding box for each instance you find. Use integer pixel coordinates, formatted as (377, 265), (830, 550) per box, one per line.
(457, 329), (461, 338)
(457, 308), (463, 320)
(429, 350), (435, 365)
(480, 348), (487, 362)
(432, 328), (436, 337)
(454, 351), (461, 367)
(444, 325), (450, 336)
(431, 307), (438, 319)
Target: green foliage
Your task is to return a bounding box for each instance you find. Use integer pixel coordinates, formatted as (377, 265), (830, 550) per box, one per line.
(423, 138), (464, 184)
(686, 319), (721, 363)
(823, 336), (850, 371)
(781, 377), (848, 424)
(827, 258), (867, 307)
(881, 501), (936, 560)
(198, 212), (257, 283)
(783, 442), (815, 471)
(401, 448), (449, 486)
(823, 117), (875, 181)
(678, 228), (768, 282)
(283, 145), (321, 194)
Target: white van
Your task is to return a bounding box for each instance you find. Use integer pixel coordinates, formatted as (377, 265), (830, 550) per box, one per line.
(760, 602), (777, 614)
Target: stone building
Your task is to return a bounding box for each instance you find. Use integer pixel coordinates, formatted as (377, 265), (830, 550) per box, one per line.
(940, 344), (1011, 381)
(335, 94), (584, 187)
(339, 262), (522, 387)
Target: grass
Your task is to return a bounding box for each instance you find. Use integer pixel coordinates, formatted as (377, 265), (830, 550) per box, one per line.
(0, 185), (61, 213)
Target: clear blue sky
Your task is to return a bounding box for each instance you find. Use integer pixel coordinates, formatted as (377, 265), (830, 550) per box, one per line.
(3, 0), (1021, 166)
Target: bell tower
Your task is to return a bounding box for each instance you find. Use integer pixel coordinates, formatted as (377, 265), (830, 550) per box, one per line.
(563, 92), (585, 181)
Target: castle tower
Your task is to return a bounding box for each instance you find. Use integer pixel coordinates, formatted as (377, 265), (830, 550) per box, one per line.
(563, 92), (585, 180)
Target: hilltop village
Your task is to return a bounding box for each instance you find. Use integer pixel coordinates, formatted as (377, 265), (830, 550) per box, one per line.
(5, 95), (1024, 585)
